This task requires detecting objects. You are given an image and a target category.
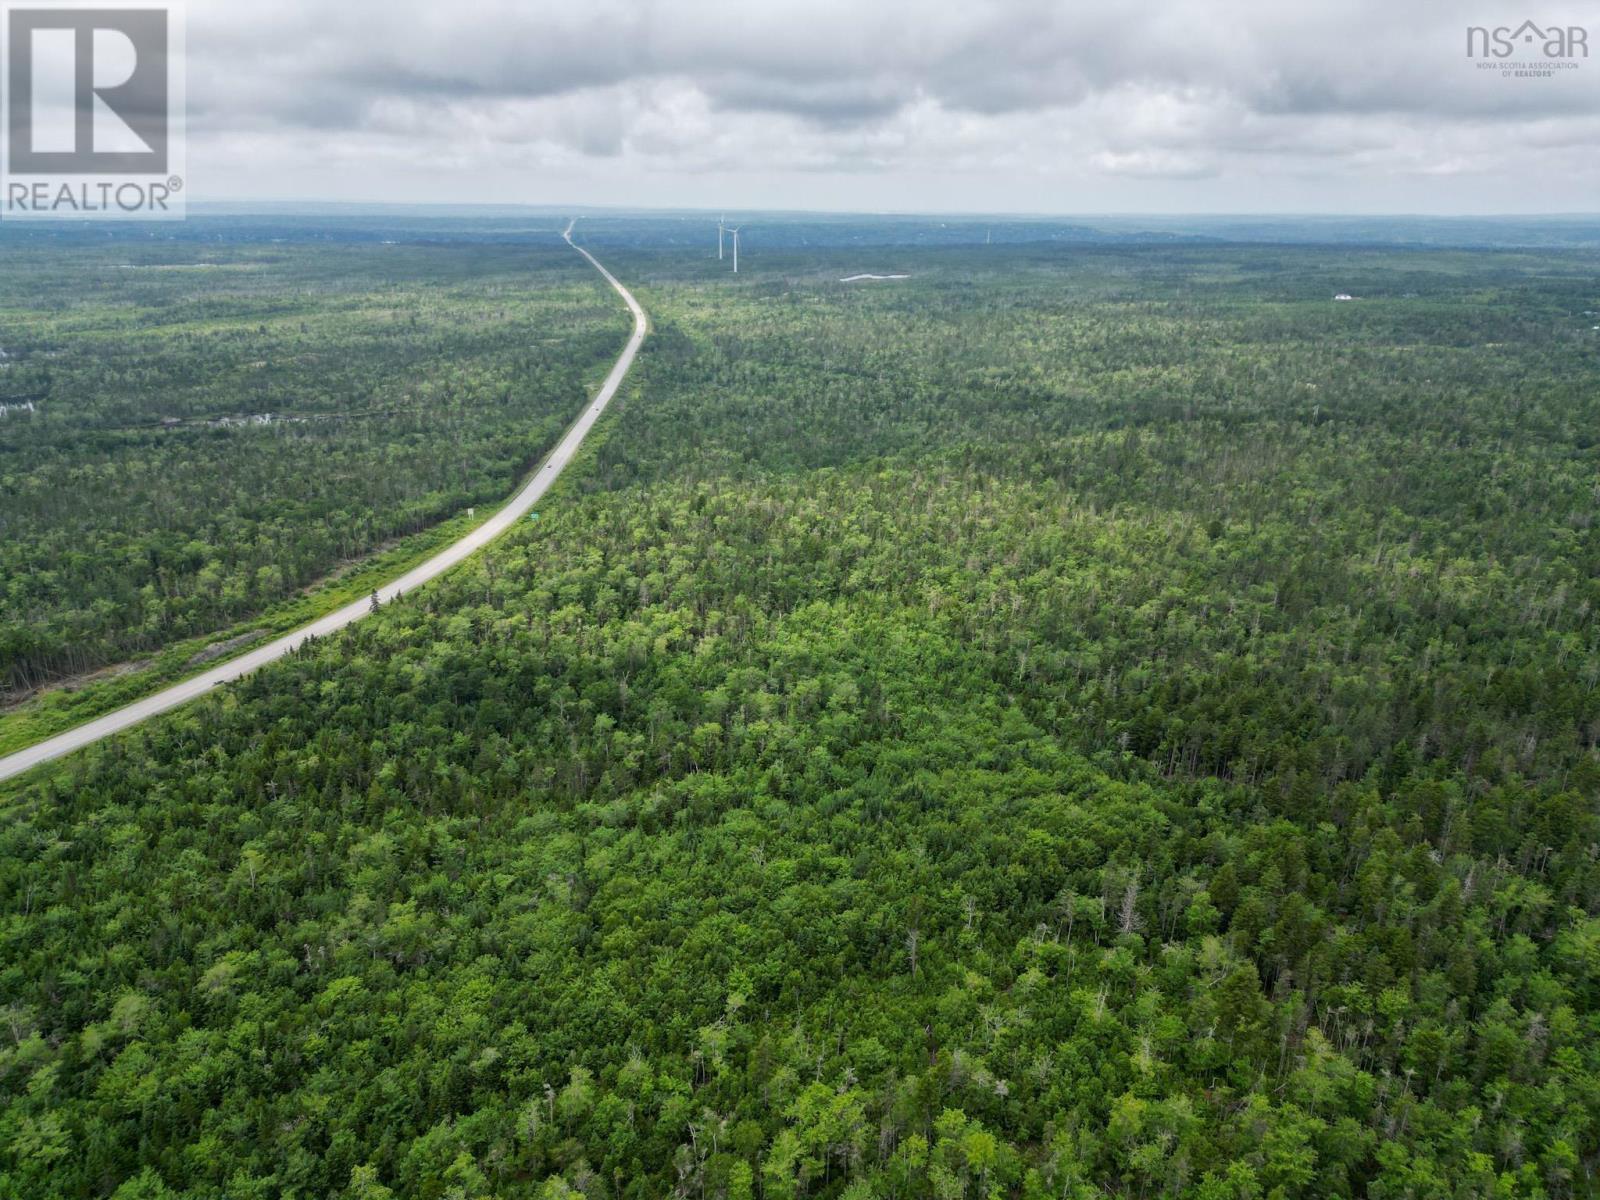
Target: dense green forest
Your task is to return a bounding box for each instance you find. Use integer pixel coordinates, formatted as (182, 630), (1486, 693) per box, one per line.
(0, 241), (624, 696)
(2, 228), (1599, 1199)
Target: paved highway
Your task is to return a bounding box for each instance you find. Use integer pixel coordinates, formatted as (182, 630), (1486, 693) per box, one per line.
(0, 226), (647, 785)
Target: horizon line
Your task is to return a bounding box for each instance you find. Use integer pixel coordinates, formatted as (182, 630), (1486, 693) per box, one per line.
(182, 200), (1600, 222)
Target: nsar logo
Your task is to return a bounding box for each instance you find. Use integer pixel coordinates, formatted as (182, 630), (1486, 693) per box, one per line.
(1466, 20), (1588, 79)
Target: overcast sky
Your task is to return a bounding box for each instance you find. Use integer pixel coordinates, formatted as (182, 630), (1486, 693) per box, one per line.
(184, 0), (1600, 214)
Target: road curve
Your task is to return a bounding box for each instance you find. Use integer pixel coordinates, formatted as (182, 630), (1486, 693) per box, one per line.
(0, 227), (646, 785)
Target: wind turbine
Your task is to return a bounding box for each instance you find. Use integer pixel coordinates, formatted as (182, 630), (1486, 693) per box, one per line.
(727, 226), (741, 273)
(717, 215), (726, 260)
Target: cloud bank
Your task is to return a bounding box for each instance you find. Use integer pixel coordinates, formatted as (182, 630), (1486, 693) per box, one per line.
(185, 0), (1600, 211)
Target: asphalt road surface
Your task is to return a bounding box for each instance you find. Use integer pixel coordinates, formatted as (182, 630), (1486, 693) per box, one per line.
(0, 227), (647, 785)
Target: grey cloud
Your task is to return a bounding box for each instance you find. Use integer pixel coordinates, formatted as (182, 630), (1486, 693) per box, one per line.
(189, 0), (1599, 125)
(181, 0), (1600, 210)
